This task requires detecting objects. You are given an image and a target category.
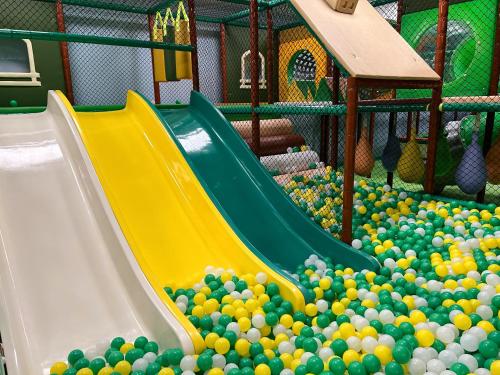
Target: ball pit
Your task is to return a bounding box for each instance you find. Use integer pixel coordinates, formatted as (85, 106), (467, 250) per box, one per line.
(50, 168), (499, 375)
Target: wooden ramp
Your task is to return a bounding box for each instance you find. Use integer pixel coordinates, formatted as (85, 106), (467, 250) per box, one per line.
(290, 0), (440, 81)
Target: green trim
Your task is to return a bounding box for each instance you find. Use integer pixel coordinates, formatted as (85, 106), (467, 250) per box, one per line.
(0, 107), (46, 114)
(34, 0), (150, 14)
(440, 102), (500, 112)
(370, 0), (397, 7)
(218, 105), (254, 114)
(197, 16), (225, 23)
(255, 104), (346, 115)
(0, 29), (193, 50)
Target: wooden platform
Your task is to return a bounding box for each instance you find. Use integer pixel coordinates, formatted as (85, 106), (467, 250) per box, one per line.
(290, 0), (440, 81)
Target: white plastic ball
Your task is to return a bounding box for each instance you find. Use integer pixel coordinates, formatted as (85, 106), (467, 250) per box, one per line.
(224, 281), (236, 292)
(378, 334), (395, 348)
(409, 358), (427, 375)
(212, 354), (227, 368)
(346, 336), (362, 352)
(278, 341), (294, 354)
(458, 354), (477, 371)
(379, 310), (395, 324)
(460, 333), (479, 352)
(318, 347), (333, 361)
(316, 299), (328, 313)
(255, 272), (267, 284)
(427, 359), (446, 374)
(143, 352), (157, 364)
(132, 358), (149, 372)
(446, 342), (464, 356)
(180, 355), (196, 371)
(226, 322), (240, 335)
(252, 314), (266, 329)
(224, 364), (239, 374)
(247, 328), (261, 343)
(438, 350), (458, 368)
(361, 337), (377, 353)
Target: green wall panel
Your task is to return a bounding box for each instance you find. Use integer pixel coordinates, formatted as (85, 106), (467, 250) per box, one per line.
(226, 25), (268, 103)
(0, 0), (66, 106)
(398, 0), (497, 99)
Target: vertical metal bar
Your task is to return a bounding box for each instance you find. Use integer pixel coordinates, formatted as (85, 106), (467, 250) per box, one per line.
(477, 1), (500, 202)
(220, 23), (228, 103)
(148, 14), (161, 104)
(387, 112), (397, 186)
(424, 0), (449, 193)
(396, 0), (404, 33)
(406, 111), (413, 141)
(187, 0), (200, 91)
(416, 111), (421, 136)
(250, 0), (261, 156)
(266, 8), (274, 104)
(320, 115), (328, 162)
(341, 77), (359, 245)
(55, 0), (74, 104)
(330, 64), (340, 169)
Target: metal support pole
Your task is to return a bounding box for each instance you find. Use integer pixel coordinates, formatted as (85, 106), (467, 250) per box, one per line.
(148, 14), (161, 104)
(477, 1), (500, 202)
(55, 0), (74, 104)
(330, 64), (340, 169)
(424, 0), (449, 193)
(220, 23), (228, 103)
(250, 0), (261, 155)
(387, 112), (397, 186)
(187, 0), (200, 91)
(341, 77), (359, 245)
(266, 8), (274, 104)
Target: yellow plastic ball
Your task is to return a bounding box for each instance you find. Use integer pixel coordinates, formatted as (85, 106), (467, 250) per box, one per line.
(305, 303), (318, 317)
(280, 314), (293, 328)
(490, 360), (500, 375)
(435, 264), (448, 277)
(76, 369), (93, 375)
(50, 362), (68, 375)
(415, 329), (435, 347)
(97, 368), (114, 375)
(342, 349), (360, 366)
(331, 302), (345, 315)
(214, 337), (230, 354)
(410, 310), (427, 325)
(374, 345), (392, 365)
(255, 364), (271, 375)
(235, 339), (250, 356)
(158, 369), (175, 375)
(346, 288), (358, 300)
(208, 369), (224, 375)
(238, 317), (251, 332)
(194, 292), (207, 305)
(319, 278), (331, 290)
(113, 360), (132, 375)
(119, 342), (134, 354)
(339, 323), (355, 338)
(360, 326), (377, 338)
(203, 333), (219, 349)
(245, 299), (258, 312)
(476, 320), (495, 334)
(453, 313), (472, 331)
(235, 307), (249, 320)
(280, 353), (293, 368)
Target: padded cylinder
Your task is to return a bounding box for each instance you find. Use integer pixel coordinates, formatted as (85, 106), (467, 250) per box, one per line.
(232, 119), (294, 139)
(245, 134), (306, 156)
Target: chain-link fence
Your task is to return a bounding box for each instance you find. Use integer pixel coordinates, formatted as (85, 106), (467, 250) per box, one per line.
(0, 0), (499, 220)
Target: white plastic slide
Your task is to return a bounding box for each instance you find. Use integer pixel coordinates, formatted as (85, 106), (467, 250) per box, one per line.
(0, 91), (193, 375)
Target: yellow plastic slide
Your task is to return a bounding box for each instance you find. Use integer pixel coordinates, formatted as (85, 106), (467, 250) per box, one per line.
(60, 91), (304, 353)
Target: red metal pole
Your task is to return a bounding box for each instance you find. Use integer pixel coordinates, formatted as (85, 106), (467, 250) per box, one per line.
(266, 8), (274, 104)
(187, 0), (200, 91)
(55, 0), (74, 104)
(220, 23), (228, 103)
(387, 112), (397, 186)
(477, 1), (500, 202)
(396, 0), (404, 33)
(341, 77), (359, 244)
(330, 64), (340, 169)
(148, 14), (161, 104)
(250, 0), (261, 156)
(424, 0), (449, 193)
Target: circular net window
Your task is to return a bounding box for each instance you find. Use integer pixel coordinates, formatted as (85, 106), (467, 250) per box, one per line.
(416, 20), (476, 82)
(290, 50), (317, 81)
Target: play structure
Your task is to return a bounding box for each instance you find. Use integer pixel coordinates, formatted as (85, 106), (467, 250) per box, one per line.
(0, 0), (499, 374)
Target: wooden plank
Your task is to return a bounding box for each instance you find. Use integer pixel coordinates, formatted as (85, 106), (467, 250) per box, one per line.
(290, 0), (441, 81)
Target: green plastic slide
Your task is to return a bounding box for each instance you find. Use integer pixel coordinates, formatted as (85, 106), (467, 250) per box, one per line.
(154, 92), (379, 286)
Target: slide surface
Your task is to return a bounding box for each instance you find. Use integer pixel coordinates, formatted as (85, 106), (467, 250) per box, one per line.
(290, 0), (440, 81)
(0, 92), (193, 375)
(70, 92), (305, 352)
(160, 92), (379, 278)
